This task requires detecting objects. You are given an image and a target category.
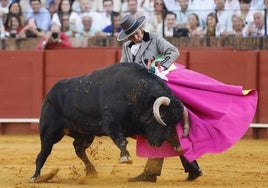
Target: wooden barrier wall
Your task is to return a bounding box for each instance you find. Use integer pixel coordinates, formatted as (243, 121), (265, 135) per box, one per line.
(0, 48), (267, 137)
(0, 51), (43, 134)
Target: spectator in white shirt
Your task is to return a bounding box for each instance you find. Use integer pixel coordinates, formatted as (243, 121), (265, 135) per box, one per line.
(26, 0), (51, 32)
(144, 0), (167, 32)
(186, 12), (204, 37)
(157, 11), (178, 37)
(92, 0), (121, 12)
(123, 0), (144, 18)
(236, 0), (255, 26)
(0, 0), (10, 14)
(51, 0), (78, 28)
(245, 11), (265, 36)
(75, 0), (101, 31)
(223, 13), (246, 36)
(204, 12), (224, 36)
(75, 13), (98, 38)
(214, 0), (233, 32)
(98, 0), (114, 30)
(175, 0), (192, 28)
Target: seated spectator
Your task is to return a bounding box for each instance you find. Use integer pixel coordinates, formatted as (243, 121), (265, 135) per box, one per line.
(175, 0), (192, 28)
(47, 0), (59, 18)
(74, 13), (98, 38)
(144, 0), (167, 32)
(95, 11), (122, 37)
(92, 0), (121, 12)
(222, 13), (246, 37)
(214, 0), (233, 33)
(0, 0), (10, 14)
(17, 17), (45, 38)
(51, 0), (78, 28)
(186, 12), (204, 37)
(4, 13), (23, 38)
(60, 12), (76, 37)
(26, 0), (51, 32)
(36, 22), (72, 50)
(98, 0), (114, 30)
(204, 12), (223, 37)
(157, 11), (179, 37)
(75, 0), (101, 31)
(123, 0), (144, 18)
(245, 11), (265, 36)
(3, 1), (25, 26)
(236, 0), (255, 26)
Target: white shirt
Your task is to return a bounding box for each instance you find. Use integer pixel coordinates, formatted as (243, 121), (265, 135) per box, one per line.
(235, 10), (255, 26)
(216, 9), (233, 31)
(225, 0), (240, 12)
(131, 43), (141, 56)
(164, 0), (180, 11)
(98, 12), (112, 30)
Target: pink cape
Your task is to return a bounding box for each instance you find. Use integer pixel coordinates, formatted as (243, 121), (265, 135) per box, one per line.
(136, 63), (258, 162)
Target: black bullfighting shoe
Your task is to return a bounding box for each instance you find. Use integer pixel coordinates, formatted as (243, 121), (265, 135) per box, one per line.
(128, 172), (157, 183)
(185, 169), (203, 181)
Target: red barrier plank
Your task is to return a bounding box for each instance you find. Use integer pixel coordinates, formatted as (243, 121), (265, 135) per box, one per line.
(188, 50), (258, 89)
(258, 51), (268, 123)
(0, 50), (44, 118)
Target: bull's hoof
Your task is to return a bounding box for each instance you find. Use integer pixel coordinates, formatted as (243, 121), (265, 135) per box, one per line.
(119, 156), (133, 164)
(29, 176), (38, 183)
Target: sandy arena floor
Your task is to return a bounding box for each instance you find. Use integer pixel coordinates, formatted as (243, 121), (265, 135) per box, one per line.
(0, 135), (267, 188)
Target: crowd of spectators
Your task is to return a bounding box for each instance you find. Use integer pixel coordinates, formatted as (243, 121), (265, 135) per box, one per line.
(0, 0), (268, 45)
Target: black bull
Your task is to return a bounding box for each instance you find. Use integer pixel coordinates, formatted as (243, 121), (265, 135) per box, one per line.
(30, 63), (189, 182)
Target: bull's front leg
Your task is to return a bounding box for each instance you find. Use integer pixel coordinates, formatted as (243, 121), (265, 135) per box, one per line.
(117, 138), (132, 164)
(102, 114), (132, 164)
(109, 133), (133, 164)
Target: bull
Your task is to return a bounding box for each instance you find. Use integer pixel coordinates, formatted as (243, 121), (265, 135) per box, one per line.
(30, 63), (189, 182)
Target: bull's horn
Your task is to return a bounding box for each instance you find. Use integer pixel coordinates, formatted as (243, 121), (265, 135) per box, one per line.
(153, 96), (170, 126)
(182, 106), (190, 137)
